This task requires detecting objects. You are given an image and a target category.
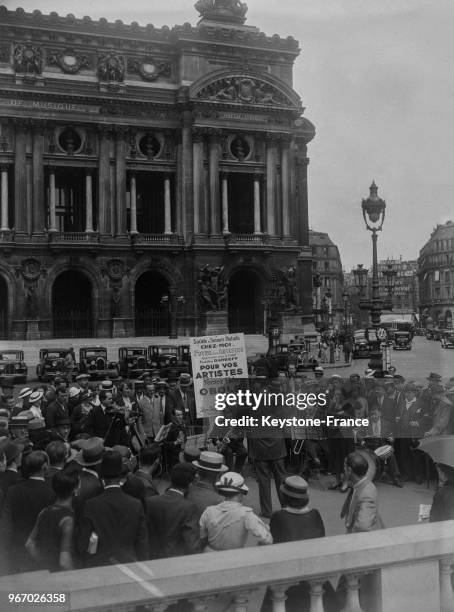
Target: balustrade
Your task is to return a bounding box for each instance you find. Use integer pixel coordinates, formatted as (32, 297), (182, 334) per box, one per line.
(1, 522), (454, 612)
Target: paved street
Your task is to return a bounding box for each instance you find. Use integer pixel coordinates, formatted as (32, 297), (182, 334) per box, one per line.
(1, 333), (452, 383)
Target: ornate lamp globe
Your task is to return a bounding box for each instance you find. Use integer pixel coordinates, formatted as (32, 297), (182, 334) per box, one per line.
(362, 181), (386, 231)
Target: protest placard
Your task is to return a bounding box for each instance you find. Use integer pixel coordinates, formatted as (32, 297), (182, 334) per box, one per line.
(189, 333), (248, 417)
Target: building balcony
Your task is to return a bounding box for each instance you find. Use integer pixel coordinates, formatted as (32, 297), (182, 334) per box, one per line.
(131, 233), (184, 248)
(48, 232), (100, 249)
(2, 521), (453, 612)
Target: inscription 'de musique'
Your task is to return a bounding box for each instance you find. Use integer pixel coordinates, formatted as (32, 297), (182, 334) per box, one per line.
(2, 99), (97, 112)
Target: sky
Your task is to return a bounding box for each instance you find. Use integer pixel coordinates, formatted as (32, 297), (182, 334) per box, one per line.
(6, 0), (454, 269)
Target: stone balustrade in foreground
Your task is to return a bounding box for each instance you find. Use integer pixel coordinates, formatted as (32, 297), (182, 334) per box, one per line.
(1, 521), (454, 612)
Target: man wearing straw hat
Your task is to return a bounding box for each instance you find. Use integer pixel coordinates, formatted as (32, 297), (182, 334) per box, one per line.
(188, 451), (227, 516)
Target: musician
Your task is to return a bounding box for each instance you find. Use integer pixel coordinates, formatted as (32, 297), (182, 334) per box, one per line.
(162, 408), (187, 469)
(357, 407), (402, 487)
(85, 391), (129, 447)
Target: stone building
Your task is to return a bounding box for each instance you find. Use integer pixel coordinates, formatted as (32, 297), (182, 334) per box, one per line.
(419, 220), (454, 328)
(309, 231), (344, 330)
(377, 257), (418, 314)
(0, 1), (315, 340)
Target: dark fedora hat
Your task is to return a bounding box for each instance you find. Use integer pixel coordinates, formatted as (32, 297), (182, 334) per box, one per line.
(100, 450), (124, 478)
(280, 475), (309, 500)
(75, 437), (105, 466)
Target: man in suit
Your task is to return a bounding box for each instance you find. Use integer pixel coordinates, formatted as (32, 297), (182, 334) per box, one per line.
(78, 450), (148, 567)
(43, 385), (68, 429)
(370, 382), (397, 425)
(85, 390), (128, 447)
(127, 444), (161, 499)
(171, 374), (198, 429)
(145, 462), (201, 559)
(395, 383), (425, 483)
(74, 438), (105, 512)
(44, 440), (67, 480)
(0, 439), (22, 498)
(341, 451), (383, 533)
(0, 450), (55, 574)
(357, 408), (402, 487)
(188, 451), (226, 517)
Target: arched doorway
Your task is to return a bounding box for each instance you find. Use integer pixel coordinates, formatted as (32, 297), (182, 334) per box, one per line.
(228, 269), (264, 334)
(53, 271), (93, 338)
(0, 276), (8, 339)
(135, 271), (170, 336)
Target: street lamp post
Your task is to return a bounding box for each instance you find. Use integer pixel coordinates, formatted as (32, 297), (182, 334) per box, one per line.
(342, 291), (349, 334)
(354, 182), (394, 375)
(261, 274), (282, 354)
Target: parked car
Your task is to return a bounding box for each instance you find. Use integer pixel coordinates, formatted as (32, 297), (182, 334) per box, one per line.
(118, 347), (149, 379)
(432, 329), (443, 341)
(273, 343), (318, 371)
(353, 330), (369, 358)
(148, 345), (192, 376)
(441, 331), (454, 349)
(36, 348), (77, 381)
(79, 347), (119, 380)
(0, 350), (27, 384)
(393, 331), (412, 350)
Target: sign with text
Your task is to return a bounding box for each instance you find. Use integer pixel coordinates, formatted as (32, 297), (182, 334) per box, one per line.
(189, 333), (248, 418)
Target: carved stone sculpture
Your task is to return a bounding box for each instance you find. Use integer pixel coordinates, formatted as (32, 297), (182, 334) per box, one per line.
(198, 264), (228, 311)
(195, 0), (248, 24)
(98, 52), (125, 82)
(13, 44), (43, 74)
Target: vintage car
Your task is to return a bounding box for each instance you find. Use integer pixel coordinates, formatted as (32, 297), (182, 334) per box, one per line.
(0, 350), (27, 384)
(118, 347), (149, 379)
(148, 345), (192, 376)
(79, 347), (119, 380)
(441, 331), (454, 349)
(36, 348), (77, 381)
(393, 331), (412, 350)
(352, 330), (369, 358)
(273, 343), (318, 371)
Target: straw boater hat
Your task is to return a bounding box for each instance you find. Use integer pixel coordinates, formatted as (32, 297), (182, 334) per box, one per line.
(69, 387), (81, 399)
(280, 475), (309, 503)
(75, 437), (105, 466)
(216, 471), (249, 494)
(193, 451), (227, 473)
(18, 388), (33, 401)
(76, 373), (90, 382)
(29, 390), (43, 404)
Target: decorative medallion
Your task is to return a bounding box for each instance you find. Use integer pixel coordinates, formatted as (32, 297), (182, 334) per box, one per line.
(98, 52), (125, 83)
(47, 48), (91, 74)
(13, 44), (43, 75)
(197, 77), (289, 106)
(17, 258), (45, 283)
(127, 56), (171, 81)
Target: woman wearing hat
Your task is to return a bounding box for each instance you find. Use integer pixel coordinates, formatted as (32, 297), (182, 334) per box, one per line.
(261, 476), (339, 612)
(199, 471), (272, 552)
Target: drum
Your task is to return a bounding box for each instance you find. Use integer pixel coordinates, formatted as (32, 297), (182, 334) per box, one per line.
(356, 448), (379, 482)
(374, 444), (393, 461)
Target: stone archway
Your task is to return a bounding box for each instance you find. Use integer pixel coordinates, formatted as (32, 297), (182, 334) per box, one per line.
(228, 268), (264, 334)
(134, 271), (170, 336)
(52, 270), (93, 338)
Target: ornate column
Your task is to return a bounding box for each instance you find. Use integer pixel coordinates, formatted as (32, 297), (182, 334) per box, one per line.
(164, 173), (172, 234)
(129, 172), (138, 234)
(48, 166), (57, 232)
(115, 127), (127, 235)
(221, 172), (229, 234)
(281, 136), (291, 237)
(265, 134), (278, 236)
(14, 121), (27, 233)
(31, 122), (45, 233)
(98, 126), (111, 235)
(253, 173), (262, 234)
(85, 170), (94, 233)
(193, 130), (206, 235)
(208, 131), (221, 236)
(295, 140), (309, 246)
(181, 110), (194, 241)
(0, 165), (9, 232)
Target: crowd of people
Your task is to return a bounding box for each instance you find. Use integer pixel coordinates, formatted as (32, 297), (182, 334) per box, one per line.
(0, 363), (453, 611)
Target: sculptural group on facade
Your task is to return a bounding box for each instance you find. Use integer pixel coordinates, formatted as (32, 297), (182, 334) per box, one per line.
(279, 266), (298, 311)
(198, 265), (228, 312)
(195, 0), (248, 23)
(198, 77), (286, 106)
(98, 52), (125, 82)
(13, 44), (43, 74)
